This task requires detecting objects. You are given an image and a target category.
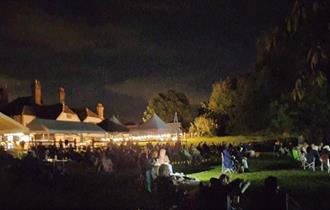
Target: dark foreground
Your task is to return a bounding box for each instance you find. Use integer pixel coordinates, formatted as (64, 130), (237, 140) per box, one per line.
(1, 153), (330, 210)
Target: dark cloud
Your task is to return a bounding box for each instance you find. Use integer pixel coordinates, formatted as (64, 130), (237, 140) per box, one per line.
(0, 0), (289, 122)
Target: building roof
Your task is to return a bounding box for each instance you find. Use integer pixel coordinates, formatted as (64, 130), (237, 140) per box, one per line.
(27, 118), (106, 134)
(0, 112), (29, 134)
(72, 107), (100, 121)
(0, 96), (34, 116)
(0, 98), (79, 120)
(98, 116), (129, 133)
(36, 103), (76, 120)
(22, 105), (35, 116)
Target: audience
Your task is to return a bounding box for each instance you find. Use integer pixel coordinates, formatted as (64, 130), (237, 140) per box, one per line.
(1, 139), (313, 210)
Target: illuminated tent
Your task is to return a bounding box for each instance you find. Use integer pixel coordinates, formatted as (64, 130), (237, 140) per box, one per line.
(27, 118), (106, 134)
(110, 116), (124, 126)
(130, 114), (178, 138)
(0, 112), (29, 134)
(27, 118), (107, 146)
(97, 116), (129, 133)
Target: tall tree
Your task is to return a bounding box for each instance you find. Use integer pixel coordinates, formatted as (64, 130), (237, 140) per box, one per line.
(142, 90), (193, 128)
(189, 115), (216, 137)
(208, 76), (256, 133)
(255, 0), (330, 142)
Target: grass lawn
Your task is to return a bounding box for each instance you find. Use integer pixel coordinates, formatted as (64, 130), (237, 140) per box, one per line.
(188, 153), (330, 210)
(127, 135), (277, 147)
(183, 135), (273, 146)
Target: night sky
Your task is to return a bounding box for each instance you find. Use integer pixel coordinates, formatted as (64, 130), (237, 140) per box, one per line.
(0, 0), (289, 122)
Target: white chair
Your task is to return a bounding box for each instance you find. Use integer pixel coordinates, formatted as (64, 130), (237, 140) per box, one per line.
(301, 156), (315, 171)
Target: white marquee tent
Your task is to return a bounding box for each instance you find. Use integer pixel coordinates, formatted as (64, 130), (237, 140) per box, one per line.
(0, 112), (29, 134)
(130, 114), (181, 141)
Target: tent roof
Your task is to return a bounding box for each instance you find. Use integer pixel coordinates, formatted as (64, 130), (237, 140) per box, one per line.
(98, 116), (129, 133)
(135, 114), (175, 133)
(27, 118), (106, 134)
(139, 114), (171, 130)
(0, 112), (29, 134)
(110, 116), (124, 126)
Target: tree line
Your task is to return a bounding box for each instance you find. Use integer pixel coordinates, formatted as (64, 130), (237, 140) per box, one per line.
(143, 0), (330, 143)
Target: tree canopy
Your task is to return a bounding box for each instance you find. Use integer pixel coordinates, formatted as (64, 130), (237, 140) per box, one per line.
(191, 0), (330, 142)
(143, 90), (192, 128)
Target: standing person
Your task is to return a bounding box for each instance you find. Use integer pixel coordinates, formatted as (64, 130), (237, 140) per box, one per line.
(73, 138), (77, 150)
(59, 139), (63, 149)
(150, 150), (160, 180)
(91, 139), (95, 150)
(139, 150), (156, 193)
(139, 151), (148, 189)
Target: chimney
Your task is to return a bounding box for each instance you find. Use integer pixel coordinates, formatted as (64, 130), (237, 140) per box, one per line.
(31, 80), (42, 105)
(0, 85), (9, 105)
(96, 103), (104, 119)
(59, 87), (65, 104)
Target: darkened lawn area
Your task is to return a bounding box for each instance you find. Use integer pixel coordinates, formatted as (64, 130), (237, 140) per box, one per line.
(1, 153), (330, 210)
(190, 153), (330, 210)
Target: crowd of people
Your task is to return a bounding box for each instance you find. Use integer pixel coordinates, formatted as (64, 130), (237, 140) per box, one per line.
(274, 140), (330, 171)
(0, 140), (302, 210)
(21, 141), (256, 174)
(197, 174), (301, 210)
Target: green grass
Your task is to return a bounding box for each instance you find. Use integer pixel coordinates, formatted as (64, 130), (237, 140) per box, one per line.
(188, 153), (330, 210)
(184, 135), (272, 146)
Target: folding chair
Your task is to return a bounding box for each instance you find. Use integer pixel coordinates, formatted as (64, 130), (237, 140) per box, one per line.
(301, 155), (315, 171)
(221, 152), (235, 173)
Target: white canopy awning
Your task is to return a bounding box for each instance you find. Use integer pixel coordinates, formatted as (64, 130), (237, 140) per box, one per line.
(130, 114), (177, 135)
(0, 112), (29, 134)
(27, 118), (106, 135)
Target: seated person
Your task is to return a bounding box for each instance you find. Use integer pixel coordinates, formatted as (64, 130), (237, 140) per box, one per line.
(154, 164), (179, 209)
(291, 147), (301, 161)
(320, 145), (330, 158)
(156, 148), (173, 174)
(258, 176), (300, 210)
(258, 176), (286, 210)
(202, 174), (250, 210)
(306, 145), (320, 165)
(320, 145), (330, 171)
(222, 147), (234, 171)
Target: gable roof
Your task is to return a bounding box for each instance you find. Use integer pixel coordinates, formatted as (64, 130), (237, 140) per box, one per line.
(72, 107), (100, 121)
(0, 112), (29, 134)
(138, 114), (173, 131)
(0, 96), (82, 120)
(110, 116), (124, 126)
(0, 96), (34, 116)
(98, 116), (129, 133)
(0, 98), (80, 121)
(22, 105), (35, 116)
(35, 103), (77, 120)
(27, 118), (105, 134)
